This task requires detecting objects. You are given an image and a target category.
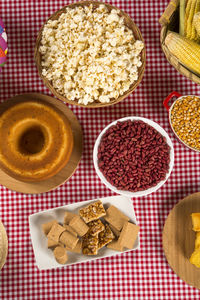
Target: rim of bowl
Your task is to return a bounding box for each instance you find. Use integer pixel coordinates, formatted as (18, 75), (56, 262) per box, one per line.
(168, 94), (200, 153)
(93, 116), (174, 197)
(34, 0), (146, 108)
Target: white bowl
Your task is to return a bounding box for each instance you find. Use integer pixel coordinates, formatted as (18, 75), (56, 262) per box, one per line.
(93, 116), (174, 197)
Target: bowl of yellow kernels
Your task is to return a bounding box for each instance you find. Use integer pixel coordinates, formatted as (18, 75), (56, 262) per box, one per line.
(163, 91), (200, 152)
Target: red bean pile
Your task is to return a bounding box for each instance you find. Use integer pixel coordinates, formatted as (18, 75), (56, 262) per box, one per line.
(97, 120), (171, 192)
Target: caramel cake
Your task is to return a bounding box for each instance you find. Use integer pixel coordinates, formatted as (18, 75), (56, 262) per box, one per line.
(0, 101), (73, 181)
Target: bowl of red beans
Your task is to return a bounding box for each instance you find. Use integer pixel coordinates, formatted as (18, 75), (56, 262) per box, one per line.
(93, 116), (174, 197)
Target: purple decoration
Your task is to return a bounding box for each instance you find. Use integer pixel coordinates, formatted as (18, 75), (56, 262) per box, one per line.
(0, 56), (6, 66)
(0, 36), (7, 51)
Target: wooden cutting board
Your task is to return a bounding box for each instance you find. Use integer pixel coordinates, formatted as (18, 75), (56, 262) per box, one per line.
(0, 220), (8, 270)
(0, 93), (83, 194)
(163, 192), (200, 289)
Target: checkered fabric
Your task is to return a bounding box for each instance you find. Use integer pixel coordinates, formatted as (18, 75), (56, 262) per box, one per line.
(1, 0), (200, 299)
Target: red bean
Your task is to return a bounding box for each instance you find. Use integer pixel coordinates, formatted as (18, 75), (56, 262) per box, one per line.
(97, 120), (170, 192)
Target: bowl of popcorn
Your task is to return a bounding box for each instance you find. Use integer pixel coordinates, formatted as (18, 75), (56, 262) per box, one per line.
(93, 117), (174, 197)
(35, 1), (146, 107)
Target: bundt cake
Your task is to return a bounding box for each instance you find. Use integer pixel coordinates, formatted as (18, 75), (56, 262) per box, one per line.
(0, 100), (74, 181)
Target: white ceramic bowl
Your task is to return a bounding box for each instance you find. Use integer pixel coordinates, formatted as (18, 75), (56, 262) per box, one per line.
(93, 116), (174, 197)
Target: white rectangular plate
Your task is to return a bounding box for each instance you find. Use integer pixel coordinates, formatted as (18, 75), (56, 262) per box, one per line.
(29, 195), (139, 270)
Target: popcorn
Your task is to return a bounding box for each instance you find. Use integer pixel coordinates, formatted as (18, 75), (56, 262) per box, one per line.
(40, 4), (144, 105)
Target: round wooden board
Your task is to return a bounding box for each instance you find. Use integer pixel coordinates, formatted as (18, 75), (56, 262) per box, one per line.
(0, 220), (8, 270)
(0, 93), (83, 194)
(163, 192), (200, 289)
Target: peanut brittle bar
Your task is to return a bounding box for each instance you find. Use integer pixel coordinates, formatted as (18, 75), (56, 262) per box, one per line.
(82, 232), (98, 255)
(87, 219), (105, 236)
(98, 224), (114, 249)
(79, 200), (106, 223)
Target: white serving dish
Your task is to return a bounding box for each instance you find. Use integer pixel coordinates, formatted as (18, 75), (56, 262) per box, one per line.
(93, 116), (174, 197)
(29, 195), (139, 270)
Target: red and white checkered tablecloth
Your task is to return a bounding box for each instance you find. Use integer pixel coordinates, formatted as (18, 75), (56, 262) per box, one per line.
(1, 0), (200, 299)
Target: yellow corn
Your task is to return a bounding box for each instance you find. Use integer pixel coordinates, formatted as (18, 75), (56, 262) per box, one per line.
(185, 0), (193, 38)
(192, 0), (200, 40)
(179, 0), (185, 35)
(165, 32), (200, 74)
(193, 12), (200, 37)
(186, 0), (196, 39)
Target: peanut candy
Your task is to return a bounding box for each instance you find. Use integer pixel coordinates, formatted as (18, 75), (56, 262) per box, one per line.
(53, 246), (68, 264)
(118, 222), (139, 249)
(104, 205), (129, 231)
(47, 238), (64, 249)
(82, 232), (98, 255)
(109, 224), (120, 237)
(69, 216), (89, 237)
(66, 240), (82, 254)
(79, 200), (106, 223)
(63, 224), (77, 237)
(107, 240), (124, 252)
(42, 220), (57, 236)
(98, 224), (114, 249)
(87, 219), (105, 236)
(59, 231), (79, 250)
(47, 223), (66, 243)
(64, 211), (77, 225)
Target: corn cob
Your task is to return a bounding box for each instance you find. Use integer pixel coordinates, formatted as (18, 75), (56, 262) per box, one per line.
(185, 0), (196, 39)
(191, 0), (200, 40)
(193, 12), (200, 37)
(165, 32), (200, 75)
(184, 0), (192, 37)
(179, 0), (185, 35)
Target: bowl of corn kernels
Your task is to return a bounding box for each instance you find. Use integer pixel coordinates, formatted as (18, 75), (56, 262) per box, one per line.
(163, 91), (200, 152)
(34, 1), (146, 108)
